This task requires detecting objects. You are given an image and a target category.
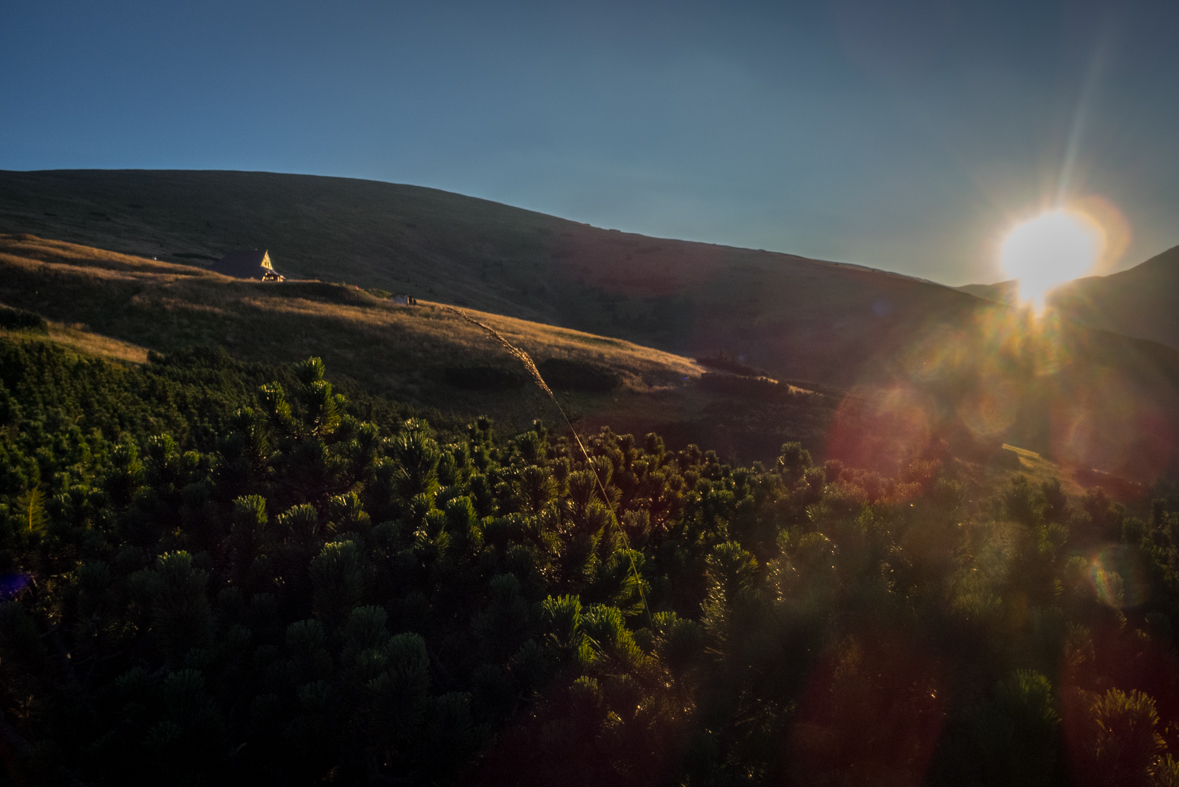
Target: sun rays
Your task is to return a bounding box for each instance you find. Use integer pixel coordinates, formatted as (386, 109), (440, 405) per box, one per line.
(1001, 209), (1105, 309)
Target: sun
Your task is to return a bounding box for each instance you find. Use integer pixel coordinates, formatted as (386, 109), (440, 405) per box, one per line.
(1000, 209), (1104, 308)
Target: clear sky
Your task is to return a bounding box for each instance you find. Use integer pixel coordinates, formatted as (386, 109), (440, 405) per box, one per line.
(2, 0), (1177, 284)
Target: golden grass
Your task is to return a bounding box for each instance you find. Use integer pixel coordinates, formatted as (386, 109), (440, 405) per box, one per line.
(998, 444), (1087, 497)
(0, 322), (149, 365)
(0, 234), (700, 380)
(47, 323), (150, 364)
(0, 234), (211, 276)
(0, 233), (716, 436)
(948, 443), (1088, 509)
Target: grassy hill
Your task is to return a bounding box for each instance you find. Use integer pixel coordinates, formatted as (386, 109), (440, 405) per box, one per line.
(4, 170), (1179, 481)
(0, 169), (1002, 386)
(0, 233), (846, 464)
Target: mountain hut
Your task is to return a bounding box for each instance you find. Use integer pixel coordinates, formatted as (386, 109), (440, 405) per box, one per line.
(210, 249), (284, 281)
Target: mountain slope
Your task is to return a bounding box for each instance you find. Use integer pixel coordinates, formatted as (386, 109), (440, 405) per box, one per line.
(955, 246), (1179, 353)
(5, 171), (1179, 479)
(0, 232), (845, 463)
(0, 169), (990, 386)
(1048, 245), (1179, 352)
(955, 280), (1017, 304)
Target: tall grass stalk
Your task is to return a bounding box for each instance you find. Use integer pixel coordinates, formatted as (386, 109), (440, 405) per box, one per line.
(439, 305), (653, 623)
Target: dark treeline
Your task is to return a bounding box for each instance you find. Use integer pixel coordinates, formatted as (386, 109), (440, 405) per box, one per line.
(2, 338), (1179, 786)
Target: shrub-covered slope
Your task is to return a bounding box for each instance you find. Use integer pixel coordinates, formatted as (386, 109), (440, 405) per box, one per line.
(3, 342), (1179, 785)
(6, 171), (1179, 480)
(0, 232), (849, 466)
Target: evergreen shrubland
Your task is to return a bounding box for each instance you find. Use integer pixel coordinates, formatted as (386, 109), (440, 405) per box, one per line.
(2, 337), (1179, 786)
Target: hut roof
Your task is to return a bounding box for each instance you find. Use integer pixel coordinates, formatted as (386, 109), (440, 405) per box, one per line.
(210, 249), (276, 279)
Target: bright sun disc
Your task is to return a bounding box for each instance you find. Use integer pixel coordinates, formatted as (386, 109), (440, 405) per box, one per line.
(1000, 209), (1103, 308)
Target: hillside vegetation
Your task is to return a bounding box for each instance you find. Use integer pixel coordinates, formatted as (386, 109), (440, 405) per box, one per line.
(2, 341), (1179, 786)
(0, 233), (850, 466)
(4, 171), (1179, 785)
(5, 171), (1179, 482)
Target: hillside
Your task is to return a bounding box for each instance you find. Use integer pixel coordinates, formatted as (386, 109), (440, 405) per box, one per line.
(0, 233), (845, 464)
(1048, 245), (1179, 352)
(4, 171), (1179, 480)
(956, 247), (1179, 354)
(955, 280), (1018, 304)
(5, 323), (1176, 786)
(0, 169), (998, 386)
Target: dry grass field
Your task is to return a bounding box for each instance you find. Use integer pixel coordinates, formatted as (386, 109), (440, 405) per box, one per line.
(0, 322), (149, 365)
(0, 233), (841, 458)
(0, 169), (999, 385)
(0, 233), (697, 381)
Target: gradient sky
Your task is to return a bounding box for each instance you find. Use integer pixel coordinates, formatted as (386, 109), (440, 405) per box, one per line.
(3, 0), (1177, 284)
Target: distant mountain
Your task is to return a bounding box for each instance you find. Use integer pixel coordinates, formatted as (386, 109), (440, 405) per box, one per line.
(955, 280), (1018, 304)
(954, 246), (1179, 353)
(1048, 245), (1179, 352)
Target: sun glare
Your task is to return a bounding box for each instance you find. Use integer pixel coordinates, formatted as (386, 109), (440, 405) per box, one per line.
(1000, 209), (1103, 309)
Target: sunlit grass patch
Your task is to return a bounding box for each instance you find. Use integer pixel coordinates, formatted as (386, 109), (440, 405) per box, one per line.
(48, 322), (150, 364)
(0, 321), (149, 365)
(998, 443), (1086, 497)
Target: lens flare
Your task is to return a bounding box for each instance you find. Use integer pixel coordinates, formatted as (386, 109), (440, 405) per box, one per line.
(1088, 545), (1147, 608)
(1000, 209), (1103, 309)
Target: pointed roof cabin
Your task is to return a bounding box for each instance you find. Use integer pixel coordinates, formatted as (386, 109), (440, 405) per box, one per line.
(210, 249), (283, 281)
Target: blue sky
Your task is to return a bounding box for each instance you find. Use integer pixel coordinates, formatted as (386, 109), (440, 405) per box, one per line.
(3, 0), (1177, 284)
